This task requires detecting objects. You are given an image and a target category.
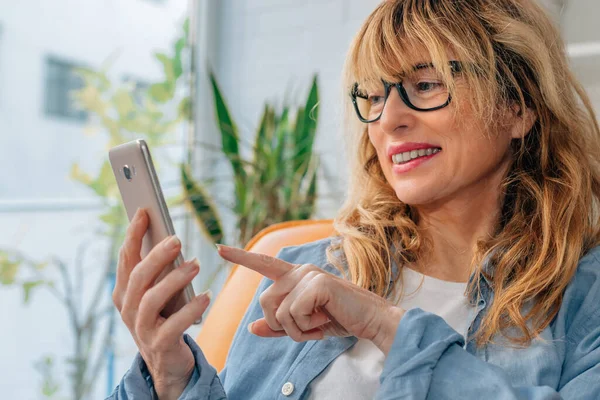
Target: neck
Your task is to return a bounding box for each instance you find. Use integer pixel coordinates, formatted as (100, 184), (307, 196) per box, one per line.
(411, 168), (507, 283)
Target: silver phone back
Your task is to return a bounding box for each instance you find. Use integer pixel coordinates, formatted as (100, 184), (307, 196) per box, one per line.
(109, 139), (196, 320)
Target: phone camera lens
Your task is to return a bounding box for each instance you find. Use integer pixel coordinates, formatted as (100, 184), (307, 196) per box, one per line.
(123, 165), (132, 181)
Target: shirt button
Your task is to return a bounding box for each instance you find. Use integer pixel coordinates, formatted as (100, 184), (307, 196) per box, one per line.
(281, 382), (294, 396)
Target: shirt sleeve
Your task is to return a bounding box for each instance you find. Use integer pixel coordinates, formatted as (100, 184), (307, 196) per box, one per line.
(105, 334), (227, 400)
(376, 308), (600, 400)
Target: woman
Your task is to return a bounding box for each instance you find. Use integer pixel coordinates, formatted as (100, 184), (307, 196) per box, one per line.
(109, 0), (600, 399)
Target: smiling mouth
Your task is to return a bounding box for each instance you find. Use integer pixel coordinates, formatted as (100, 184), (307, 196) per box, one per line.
(391, 147), (442, 165)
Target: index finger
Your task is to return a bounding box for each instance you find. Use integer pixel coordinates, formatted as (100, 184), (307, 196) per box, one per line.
(216, 245), (293, 280)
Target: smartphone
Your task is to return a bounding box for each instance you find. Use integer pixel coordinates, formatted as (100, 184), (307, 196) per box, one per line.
(109, 139), (199, 323)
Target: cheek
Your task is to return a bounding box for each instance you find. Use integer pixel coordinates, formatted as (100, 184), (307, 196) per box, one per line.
(367, 129), (389, 169)
(447, 124), (514, 184)
(367, 128), (383, 152)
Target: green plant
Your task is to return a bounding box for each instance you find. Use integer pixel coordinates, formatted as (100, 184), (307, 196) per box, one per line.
(183, 72), (320, 246)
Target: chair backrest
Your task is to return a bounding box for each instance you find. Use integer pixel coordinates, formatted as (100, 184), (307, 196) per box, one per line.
(195, 220), (335, 372)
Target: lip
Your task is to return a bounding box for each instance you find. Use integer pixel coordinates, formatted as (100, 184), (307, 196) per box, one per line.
(391, 152), (440, 174)
(387, 142), (441, 160)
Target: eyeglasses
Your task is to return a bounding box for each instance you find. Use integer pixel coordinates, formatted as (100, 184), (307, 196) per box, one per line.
(350, 61), (462, 123)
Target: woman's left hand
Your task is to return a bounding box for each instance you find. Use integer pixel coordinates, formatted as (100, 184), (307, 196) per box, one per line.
(216, 245), (405, 355)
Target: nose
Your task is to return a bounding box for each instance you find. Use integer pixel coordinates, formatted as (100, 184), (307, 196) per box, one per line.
(378, 87), (414, 134)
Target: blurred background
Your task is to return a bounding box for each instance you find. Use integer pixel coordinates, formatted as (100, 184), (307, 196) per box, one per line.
(0, 0), (596, 398)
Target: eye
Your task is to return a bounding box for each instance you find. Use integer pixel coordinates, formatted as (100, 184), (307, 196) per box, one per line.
(368, 95), (385, 105)
(416, 81), (443, 92)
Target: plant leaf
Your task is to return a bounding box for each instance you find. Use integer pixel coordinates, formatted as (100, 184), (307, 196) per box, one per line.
(155, 52), (175, 83)
(209, 70), (247, 211)
(183, 18), (190, 39)
(70, 164), (94, 186)
(22, 280), (46, 304)
(181, 164), (224, 244)
(0, 252), (20, 285)
(178, 96), (192, 121)
(293, 75), (319, 176)
(88, 161), (116, 198)
(173, 38), (185, 79)
(148, 82), (174, 103)
(298, 157), (319, 219)
(252, 104), (272, 168)
(112, 88), (135, 119)
(99, 205), (126, 226)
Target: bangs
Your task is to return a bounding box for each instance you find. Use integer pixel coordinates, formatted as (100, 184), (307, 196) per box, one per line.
(347, 1), (457, 90)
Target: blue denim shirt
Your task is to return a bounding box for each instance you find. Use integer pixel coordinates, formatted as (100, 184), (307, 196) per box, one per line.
(108, 238), (600, 399)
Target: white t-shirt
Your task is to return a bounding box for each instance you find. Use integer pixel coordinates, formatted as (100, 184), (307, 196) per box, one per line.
(307, 266), (474, 400)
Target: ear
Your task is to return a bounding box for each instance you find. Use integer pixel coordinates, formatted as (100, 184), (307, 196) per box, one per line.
(509, 104), (537, 139)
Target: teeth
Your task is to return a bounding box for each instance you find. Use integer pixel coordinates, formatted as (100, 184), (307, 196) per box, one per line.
(392, 148), (441, 164)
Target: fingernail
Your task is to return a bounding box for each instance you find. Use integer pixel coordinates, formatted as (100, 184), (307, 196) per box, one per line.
(215, 244), (223, 252)
(135, 208), (145, 221)
(183, 260), (199, 274)
(201, 289), (213, 300)
(197, 292), (211, 305)
(188, 257), (200, 268)
(247, 322), (254, 333)
(132, 209), (141, 222)
(164, 235), (181, 251)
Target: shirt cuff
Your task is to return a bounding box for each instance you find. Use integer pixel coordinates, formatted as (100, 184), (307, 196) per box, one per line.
(136, 334), (224, 399)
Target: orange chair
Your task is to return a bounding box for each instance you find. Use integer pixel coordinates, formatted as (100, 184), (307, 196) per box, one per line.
(195, 220), (335, 372)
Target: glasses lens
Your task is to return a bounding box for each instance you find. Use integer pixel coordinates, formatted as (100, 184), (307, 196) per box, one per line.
(353, 81), (387, 122)
(401, 66), (450, 110)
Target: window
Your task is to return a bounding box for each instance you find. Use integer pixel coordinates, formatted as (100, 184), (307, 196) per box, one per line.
(44, 56), (88, 122)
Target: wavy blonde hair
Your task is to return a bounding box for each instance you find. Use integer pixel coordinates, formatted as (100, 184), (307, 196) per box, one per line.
(328, 0), (600, 346)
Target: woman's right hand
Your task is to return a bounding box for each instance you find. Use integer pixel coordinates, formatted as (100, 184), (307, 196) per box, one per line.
(112, 208), (211, 400)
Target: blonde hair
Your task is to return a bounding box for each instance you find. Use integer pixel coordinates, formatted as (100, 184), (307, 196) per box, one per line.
(329, 0), (600, 346)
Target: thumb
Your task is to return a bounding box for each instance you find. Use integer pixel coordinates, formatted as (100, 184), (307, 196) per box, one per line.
(248, 318), (287, 337)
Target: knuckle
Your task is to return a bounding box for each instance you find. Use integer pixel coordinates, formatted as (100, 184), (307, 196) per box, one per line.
(259, 253), (274, 265)
(305, 270), (322, 281)
(118, 245), (129, 265)
(275, 307), (287, 324)
(289, 301), (300, 317)
(138, 289), (157, 315)
(289, 330), (303, 342)
(128, 263), (145, 283)
(125, 218), (139, 236)
(121, 308), (135, 328)
(288, 305), (307, 330)
(297, 321), (310, 332)
(298, 263), (315, 272)
(258, 291), (271, 309)
(133, 319), (144, 338)
(311, 272), (329, 286)
(295, 263), (315, 276)
(112, 290), (122, 310)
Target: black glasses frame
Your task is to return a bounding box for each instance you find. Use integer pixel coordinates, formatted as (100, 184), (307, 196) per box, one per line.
(350, 61), (462, 123)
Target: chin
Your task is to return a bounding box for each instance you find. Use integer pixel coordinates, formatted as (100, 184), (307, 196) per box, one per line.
(391, 181), (446, 207)
(394, 190), (434, 207)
